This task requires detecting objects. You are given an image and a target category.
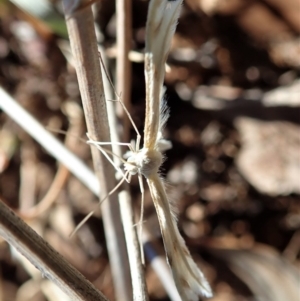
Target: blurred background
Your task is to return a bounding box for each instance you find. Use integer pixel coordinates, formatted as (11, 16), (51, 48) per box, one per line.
(0, 0), (299, 300)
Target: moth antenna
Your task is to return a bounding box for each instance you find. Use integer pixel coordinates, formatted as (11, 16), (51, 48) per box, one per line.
(87, 140), (132, 148)
(118, 98), (141, 152)
(99, 51), (141, 148)
(98, 51), (119, 99)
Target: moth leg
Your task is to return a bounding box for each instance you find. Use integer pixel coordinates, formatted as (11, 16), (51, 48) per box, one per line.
(87, 134), (130, 183)
(87, 140), (132, 148)
(70, 171), (129, 237)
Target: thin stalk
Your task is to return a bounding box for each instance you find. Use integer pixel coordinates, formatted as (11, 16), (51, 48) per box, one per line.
(0, 87), (99, 195)
(62, 2), (131, 300)
(100, 46), (149, 300)
(0, 199), (109, 301)
(116, 0), (132, 142)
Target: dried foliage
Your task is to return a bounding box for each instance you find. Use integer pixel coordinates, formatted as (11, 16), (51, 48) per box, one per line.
(0, 0), (299, 300)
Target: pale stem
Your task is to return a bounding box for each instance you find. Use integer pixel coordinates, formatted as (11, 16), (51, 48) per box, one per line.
(63, 2), (132, 300)
(0, 199), (109, 301)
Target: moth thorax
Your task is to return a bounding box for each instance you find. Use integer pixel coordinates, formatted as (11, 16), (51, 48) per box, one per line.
(139, 148), (162, 178)
(124, 148), (162, 177)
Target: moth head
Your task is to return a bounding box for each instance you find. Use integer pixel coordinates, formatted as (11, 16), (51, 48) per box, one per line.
(124, 154), (139, 175)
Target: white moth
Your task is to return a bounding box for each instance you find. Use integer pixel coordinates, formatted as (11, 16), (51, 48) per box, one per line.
(125, 0), (212, 300)
(89, 0), (213, 299)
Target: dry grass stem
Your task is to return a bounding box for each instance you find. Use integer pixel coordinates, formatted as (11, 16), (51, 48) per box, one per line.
(0, 199), (109, 301)
(63, 1), (133, 300)
(116, 0), (132, 142)
(0, 87), (99, 194)
(99, 47), (149, 300)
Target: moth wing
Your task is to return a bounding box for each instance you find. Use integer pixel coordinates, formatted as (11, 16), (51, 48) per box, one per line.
(143, 0), (183, 150)
(147, 174), (213, 300)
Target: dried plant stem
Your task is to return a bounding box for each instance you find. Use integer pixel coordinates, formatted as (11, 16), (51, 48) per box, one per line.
(116, 0), (132, 142)
(115, 1), (149, 295)
(95, 0), (147, 298)
(0, 87), (99, 194)
(0, 199), (109, 301)
(100, 48), (149, 300)
(18, 164), (69, 219)
(63, 2), (131, 300)
(99, 0), (148, 296)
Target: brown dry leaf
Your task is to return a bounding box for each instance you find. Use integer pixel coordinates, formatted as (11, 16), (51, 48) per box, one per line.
(214, 245), (300, 301)
(235, 118), (300, 195)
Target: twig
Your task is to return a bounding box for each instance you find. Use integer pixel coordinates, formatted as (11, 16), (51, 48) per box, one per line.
(62, 1), (132, 300)
(0, 87), (99, 195)
(116, 0), (132, 142)
(100, 47), (149, 301)
(18, 164), (70, 219)
(18, 102), (83, 219)
(94, 1), (148, 297)
(114, 3), (149, 297)
(0, 199), (109, 301)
